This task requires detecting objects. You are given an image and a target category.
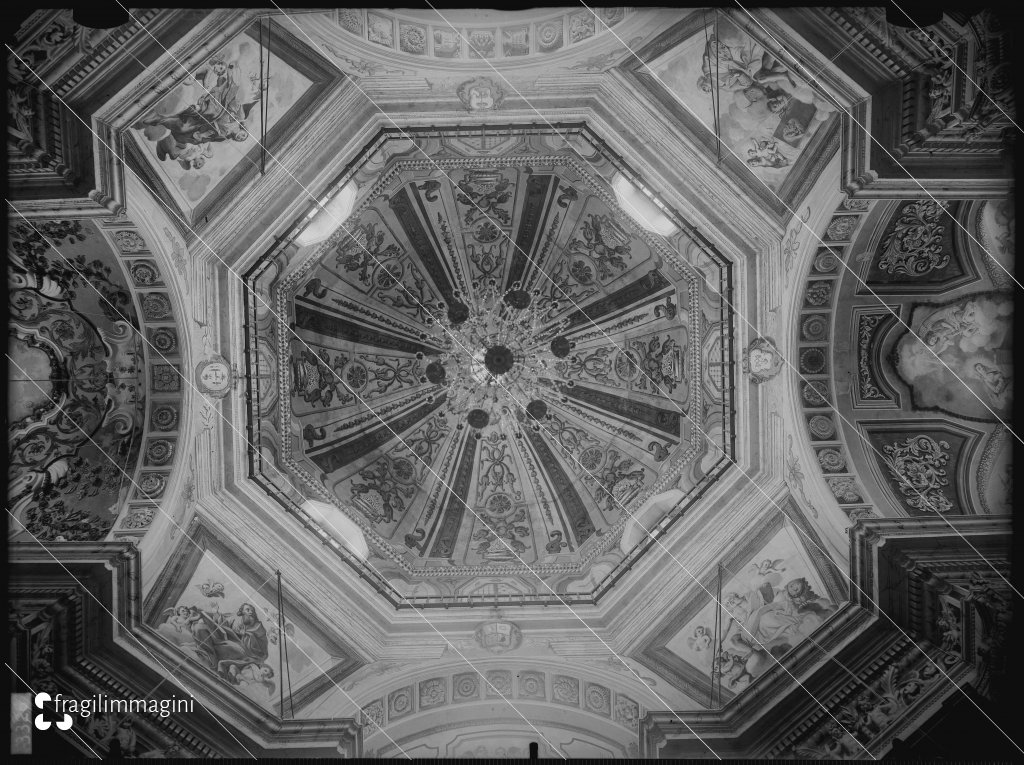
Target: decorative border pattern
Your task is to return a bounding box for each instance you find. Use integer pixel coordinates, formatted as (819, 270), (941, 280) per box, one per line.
(95, 219), (187, 541)
(336, 7), (631, 60)
(795, 200), (878, 520)
(359, 667), (642, 731)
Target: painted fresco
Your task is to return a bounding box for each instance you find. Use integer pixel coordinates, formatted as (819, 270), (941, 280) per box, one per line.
(154, 551), (331, 709)
(132, 28), (312, 212)
(665, 522), (837, 695)
(895, 293), (1013, 421)
(246, 128), (734, 604)
(649, 17), (836, 190)
(8, 220), (145, 541)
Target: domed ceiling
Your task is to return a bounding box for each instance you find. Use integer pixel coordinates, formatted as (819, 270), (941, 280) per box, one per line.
(246, 125), (735, 605)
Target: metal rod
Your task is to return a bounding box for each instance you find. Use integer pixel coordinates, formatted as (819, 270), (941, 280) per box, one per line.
(280, 568), (295, 719)
(276, 569), (284, 717)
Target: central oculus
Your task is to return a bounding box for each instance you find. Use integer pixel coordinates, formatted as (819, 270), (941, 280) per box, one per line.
(483, 344), (515, 375)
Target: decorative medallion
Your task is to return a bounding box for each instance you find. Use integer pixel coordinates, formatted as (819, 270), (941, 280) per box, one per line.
(129, 260), (161, 286)
(517, 671), (546, 700)
(807, 414), (836, 440)
(152, 404), (180, 431)
(812, 248), (840, 273)
(113, 230), (147, 253)
(366, 13), (394, 47)
(152, 364), (182, 392)
(141, 292), (172, 321)
(418, 677), (447, 709)
(338, 8), (363, 35)
(485, 669), (513, 697)
(552, 675), (580, 705)
(468, 29), (496, 59)
(804, 280), (834, 308)
(802, 380), (831, 406)
(824, 215), (858, 242)
(456, 76), (504, 111)
(502, 26), (529, 56)
(121, 506), (156, 529)
(398, 23), (426, 54)
(537, 20), (564, 52)
(583, 682), (612, 716)
(433, 28), (461, 58)
(826, 476), (862, 504)
(800, 314), (828, 342)
(148, 327), (178, 354)
(799, 347), (827, 375)
(742, 336), (783, 383)
(387, 686), (413, 719)
(816, 447), (847, 473)
(474, 620), (522, 653)
(452, 672), (480, 702)
(568, 12), (596, 43)
(197, 357), (233, 398)
(145, 438), (175, 466)
(361, 699), (384, 729)
(598, 7), (625, 25)
(613, 694), (640, 728)
(136, 472), (167, 500)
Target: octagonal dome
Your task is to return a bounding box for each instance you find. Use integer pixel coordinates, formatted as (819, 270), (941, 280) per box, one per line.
(246, 125), (734, 606)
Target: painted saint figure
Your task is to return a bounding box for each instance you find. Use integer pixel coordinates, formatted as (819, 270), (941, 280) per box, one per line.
(134, 54), (261, 170)
(716, 577), (836, 688)
(190, 602), (270, 678)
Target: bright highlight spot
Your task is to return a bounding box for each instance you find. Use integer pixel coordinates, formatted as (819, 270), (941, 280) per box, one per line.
(612, 173), (678, 238)
(295, 181), (358, 246)
(301, 499), (369, 560)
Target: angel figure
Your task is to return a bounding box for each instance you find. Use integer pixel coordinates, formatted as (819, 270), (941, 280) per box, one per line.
(196, 580), (225, 598)
(156, 605), (202, 646)
(749, 558), (786, 577)
(747, 137), (790, 168)
(229, 662), (276, 696)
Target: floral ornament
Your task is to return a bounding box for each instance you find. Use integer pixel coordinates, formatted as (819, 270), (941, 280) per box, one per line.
(361, 699), (384, 727)
(743, 336), (783, 383)
(552, 675), (579, 704)
(398, 23), (426, 54)
(584, 682), (611, 715)
(453, 673), (479, 700)
(805, 280), (833, 307)
(881, 435), (954, 513)
(808, 414), (836, 439)
(485, 669), (513, 696)
(878, 200), (951, 276)
(419, 677), (447, 708)
(456, 76), (504, 112)
(824, 215), (858, 241)
(467, 29), (496, 59)
(387, 687), (412, 718)
(816, 448), (847, 473)
(827, 476), (862, 504)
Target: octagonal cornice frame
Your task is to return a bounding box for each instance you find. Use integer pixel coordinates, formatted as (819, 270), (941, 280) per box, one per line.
(155, 118), (782, 626)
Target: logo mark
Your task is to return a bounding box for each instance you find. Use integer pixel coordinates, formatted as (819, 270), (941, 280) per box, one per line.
(33, 693), (72, 731)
